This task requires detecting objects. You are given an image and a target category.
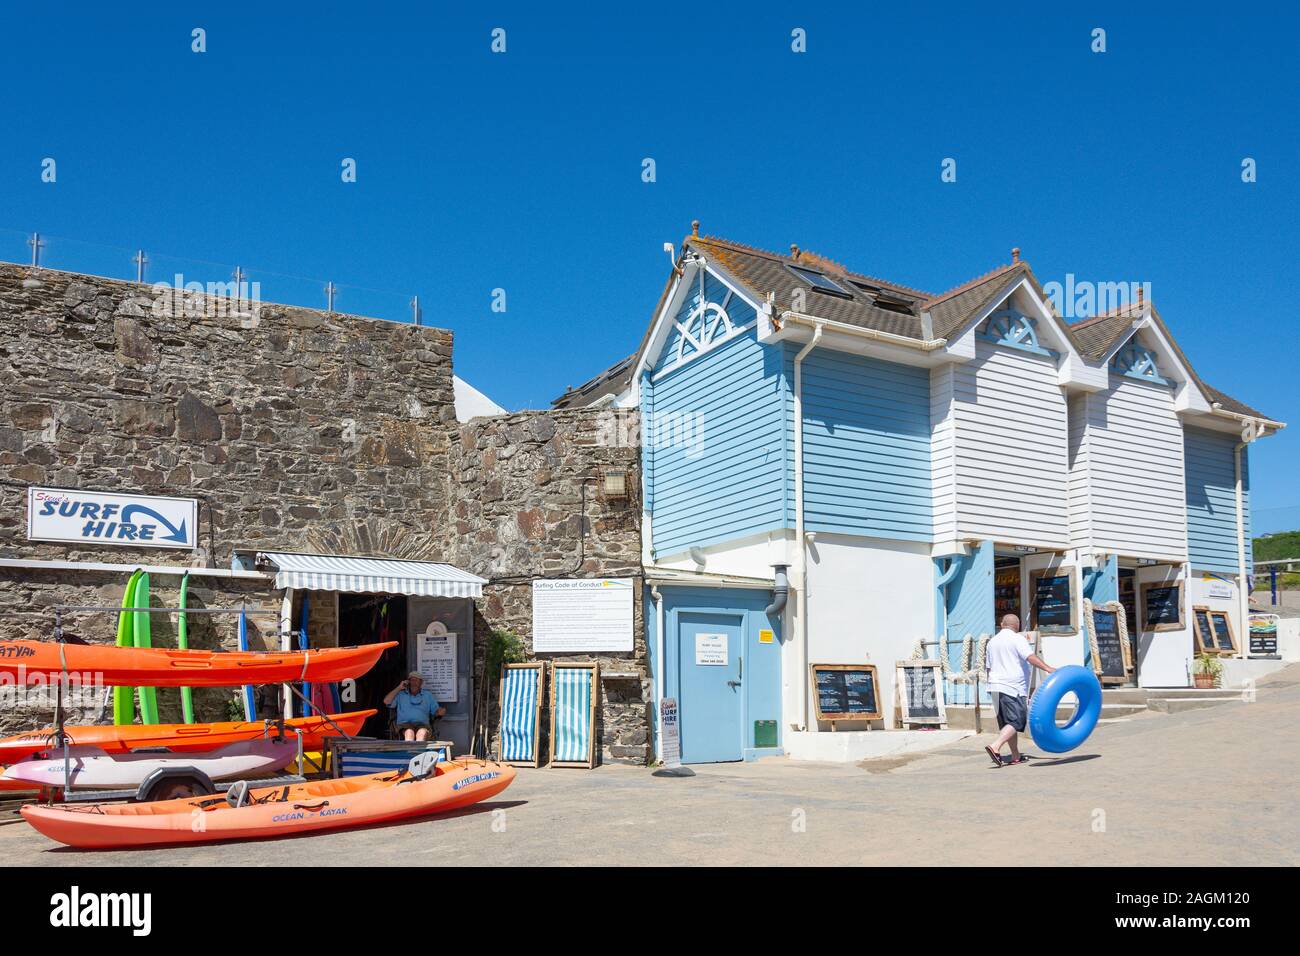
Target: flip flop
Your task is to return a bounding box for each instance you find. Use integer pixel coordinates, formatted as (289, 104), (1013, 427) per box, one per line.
(984, 745), (1003, 768)
(1006, 755), (1029, 765)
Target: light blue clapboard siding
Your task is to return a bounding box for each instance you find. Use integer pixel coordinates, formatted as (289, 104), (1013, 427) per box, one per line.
(649, 326), (788, 556)
(1184, 426), (1251, 573)
(786, 346), (934, 542)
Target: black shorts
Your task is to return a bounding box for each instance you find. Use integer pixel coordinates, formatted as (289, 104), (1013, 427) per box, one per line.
(995, 693), (1028, 733)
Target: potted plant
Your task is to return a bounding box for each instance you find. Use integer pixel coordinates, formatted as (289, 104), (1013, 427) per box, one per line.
(1193, 653), (1222, 689)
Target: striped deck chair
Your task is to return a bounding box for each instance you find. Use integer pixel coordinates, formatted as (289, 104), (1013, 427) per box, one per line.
(498, 663), (544, 767)
(549, 662), (599, 768)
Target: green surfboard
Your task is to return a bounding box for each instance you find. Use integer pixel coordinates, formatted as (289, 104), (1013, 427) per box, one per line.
(133, 572), (159, 724)
(178, 572), (194, 724)
(113, 571), (143, 725)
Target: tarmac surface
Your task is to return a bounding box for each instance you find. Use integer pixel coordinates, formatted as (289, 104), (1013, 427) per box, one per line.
(4, 665), (1297, 866)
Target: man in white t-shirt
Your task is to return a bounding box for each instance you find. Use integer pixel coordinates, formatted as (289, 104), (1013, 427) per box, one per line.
(984, 614), (1055, 767)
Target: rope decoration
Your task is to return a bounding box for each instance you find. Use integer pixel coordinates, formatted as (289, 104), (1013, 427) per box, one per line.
(910, 632), (991, 683)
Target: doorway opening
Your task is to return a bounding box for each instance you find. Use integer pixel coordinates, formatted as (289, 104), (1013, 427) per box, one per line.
(994, 556), (1022, 624)
(338, 593), (407, 738)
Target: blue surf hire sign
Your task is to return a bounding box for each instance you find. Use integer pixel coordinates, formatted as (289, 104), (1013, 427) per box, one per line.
(26, 486), (198, 549)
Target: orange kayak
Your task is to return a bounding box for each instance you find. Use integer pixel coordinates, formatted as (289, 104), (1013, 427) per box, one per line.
(0, 641), (396, 687)
(22, 758), (516, 848)
(0, 711), (376, 766)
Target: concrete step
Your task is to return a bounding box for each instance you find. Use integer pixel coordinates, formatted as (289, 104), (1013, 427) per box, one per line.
(1101, 687), (1230, 704)
(1146, 696), (1243, 714)
(943, 702), (1147, 729)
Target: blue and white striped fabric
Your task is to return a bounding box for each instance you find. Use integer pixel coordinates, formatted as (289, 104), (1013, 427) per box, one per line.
(258, 552), (486, 598)
(552, 666), (594, 765)
(499, 666), (540, 764)
(339, 746), (449, 777)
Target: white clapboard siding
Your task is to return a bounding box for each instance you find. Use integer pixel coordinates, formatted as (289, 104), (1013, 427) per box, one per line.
(1078, 377), (1188, 561)
(1067, 393), (1092, 547)
(948, 342), (1071, 547)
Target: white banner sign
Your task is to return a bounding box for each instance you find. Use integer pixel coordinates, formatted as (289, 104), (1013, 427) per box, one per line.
(415, 631), (458, 703)
(532, 578), (634, 652)
(26, 487), (198, 549)
(659, 697), (681, 768)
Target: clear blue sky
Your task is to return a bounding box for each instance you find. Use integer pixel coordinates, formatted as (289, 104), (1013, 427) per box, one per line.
(2, 3), (1296, 521)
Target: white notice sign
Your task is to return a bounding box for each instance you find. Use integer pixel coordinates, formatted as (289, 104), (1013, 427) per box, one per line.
(532, 578), (634, 652)
(694, 632), (728, 666)
(415, 631), (458, 703)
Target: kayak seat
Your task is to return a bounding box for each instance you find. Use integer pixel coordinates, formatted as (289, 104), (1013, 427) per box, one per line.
(225, 780), (250, 809)
(399, 750), (443, 783)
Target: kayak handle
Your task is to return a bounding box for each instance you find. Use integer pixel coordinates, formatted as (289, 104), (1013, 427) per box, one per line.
(291, 801), (330, 811)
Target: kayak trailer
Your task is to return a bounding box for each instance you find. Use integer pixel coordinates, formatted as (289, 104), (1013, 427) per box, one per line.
(36, 602), (364, 804)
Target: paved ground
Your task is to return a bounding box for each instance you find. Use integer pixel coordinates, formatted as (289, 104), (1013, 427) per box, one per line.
(5, 665), (1297, 866)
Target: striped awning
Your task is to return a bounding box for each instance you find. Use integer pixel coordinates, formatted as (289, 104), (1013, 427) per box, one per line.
(257, 552), (486, 598)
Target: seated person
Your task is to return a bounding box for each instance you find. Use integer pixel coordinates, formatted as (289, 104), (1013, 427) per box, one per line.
(383, 672), (446, 741)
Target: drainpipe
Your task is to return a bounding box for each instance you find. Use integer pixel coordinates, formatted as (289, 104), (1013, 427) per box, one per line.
(764, 564), (789, 617)
(651, 584), (665, 761)
(934, 556), (962, 661)
(792, 322), (823, 731)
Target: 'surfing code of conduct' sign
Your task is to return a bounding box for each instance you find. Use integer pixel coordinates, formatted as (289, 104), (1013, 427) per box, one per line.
(27, 487), (198, 549)
(532, 578), (634, 652)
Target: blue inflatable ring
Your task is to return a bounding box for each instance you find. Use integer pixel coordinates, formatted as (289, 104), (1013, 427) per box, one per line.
(1028, 665), (1103, 754)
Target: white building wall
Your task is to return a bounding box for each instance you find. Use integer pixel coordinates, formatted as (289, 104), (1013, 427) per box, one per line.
(798, 533), (937, 729)
(1135, 563), (1192, 687)
(1082, 378), (1189, 562)
(951, 341), (1071, 548)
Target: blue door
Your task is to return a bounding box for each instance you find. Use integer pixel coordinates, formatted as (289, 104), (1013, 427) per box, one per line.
(677, 612), (744, 763)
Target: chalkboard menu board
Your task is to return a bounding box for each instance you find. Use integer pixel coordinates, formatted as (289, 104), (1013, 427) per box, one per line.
(1089, 607), (1127, 681)
(1249, 615), (1279, 656)
(1142, 583), (1183, 631)
(1033, 572), (1074, 633)
(1192, 607), (1215, 653)
(898, 662), (941, 722)
(811, 664), (880, 721)
(1209, 612), (1235, 654)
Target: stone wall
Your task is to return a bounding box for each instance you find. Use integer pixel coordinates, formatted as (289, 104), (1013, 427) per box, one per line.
(448, 409), (649, 764)
(0, 263), (457, 726)
(0, 263), (651, 763)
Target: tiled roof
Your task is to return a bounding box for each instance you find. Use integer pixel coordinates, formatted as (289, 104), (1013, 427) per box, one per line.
(1067, 306), (1280, 424)
(922, 262), (1026, 339)
(1069, 311), (1137, 359)
(551, 353), (636, 409)
(551, 229), (1282, 427)
(688, 235), (932, 339)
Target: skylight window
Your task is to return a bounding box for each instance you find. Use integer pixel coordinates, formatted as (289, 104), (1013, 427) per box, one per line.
(787, 264), (852, 298)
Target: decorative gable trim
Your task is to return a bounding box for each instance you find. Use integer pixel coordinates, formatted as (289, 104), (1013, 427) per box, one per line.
(650, 265), (759, 381)
(1109, 337), (1171, 386)
(977, 308), (1059, 358)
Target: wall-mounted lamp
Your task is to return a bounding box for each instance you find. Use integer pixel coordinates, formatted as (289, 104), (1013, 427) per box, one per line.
(600, 467), (630, 501)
